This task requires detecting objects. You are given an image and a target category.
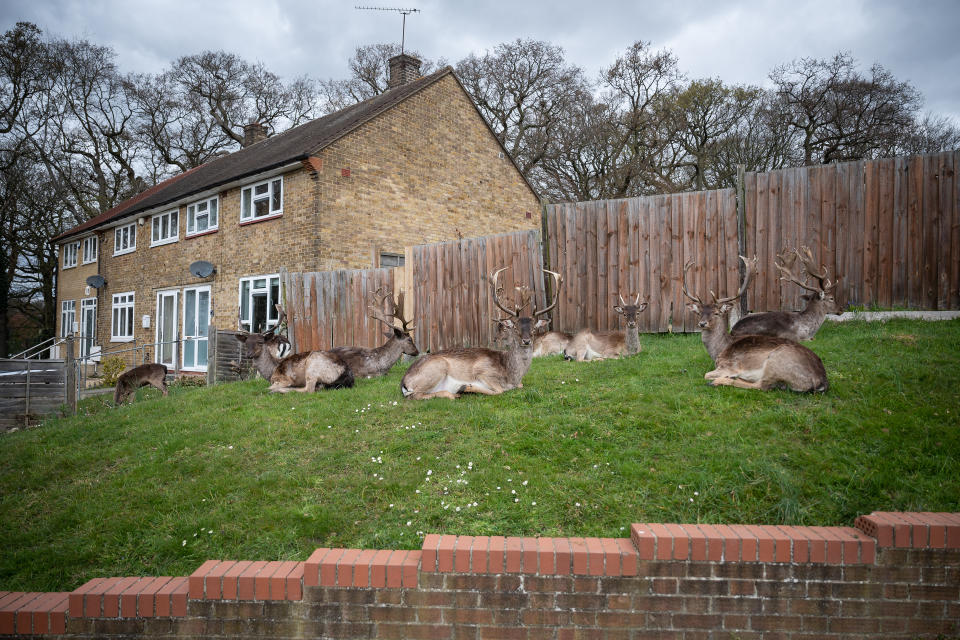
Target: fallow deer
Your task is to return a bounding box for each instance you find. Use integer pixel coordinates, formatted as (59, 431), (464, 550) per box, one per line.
(563, 293), (648, 361)
(731, 246), (841, 341)
(236, 306), (354, 393)
(400, 268), (562, 400)
(683, 256), (829, 393)
(114, 362), (169, 405)
(328, 289), (419, 377)
(532, 327), (573, 358)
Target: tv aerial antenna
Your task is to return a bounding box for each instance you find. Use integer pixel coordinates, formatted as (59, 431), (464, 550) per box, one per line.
(354, 6), (420, 54)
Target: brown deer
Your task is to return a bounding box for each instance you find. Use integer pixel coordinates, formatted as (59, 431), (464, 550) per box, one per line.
(400, 268), (562, 400)
(563, 293), (648, 361)
(683, 256), (829, 393)
(532, 326), (573, 358)
(731, 246), (841, 341)
(236, 306), (354, 393)
(328, 289), (419, 378)
(114, 363), (168, 405)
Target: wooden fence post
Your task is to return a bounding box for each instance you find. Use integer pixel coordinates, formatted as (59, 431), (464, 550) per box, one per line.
(207, 325), (217, 386)
(64, 335), (77, 414)
(736, 164), (748, 316)
(24, 359), (31, 427)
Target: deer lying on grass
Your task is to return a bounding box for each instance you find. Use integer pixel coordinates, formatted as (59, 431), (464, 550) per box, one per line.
(563, 293), (648, 361)
(114, 363), (168, 405)
(329, 289), (419, 377)
(731, 246), (841, 341)
(236, 306), (354, 393)
(400, 268), (562, 400)
(532, 326), (573, 358)
(683, 256), (829, 393)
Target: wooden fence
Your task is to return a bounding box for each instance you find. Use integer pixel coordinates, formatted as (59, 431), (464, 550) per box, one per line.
(545, 190), (740, 333)
(0, 358), (70, 430)
(407, 230), (545, 353)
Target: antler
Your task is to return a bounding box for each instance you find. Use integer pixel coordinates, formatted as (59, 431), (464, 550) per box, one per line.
(618, 292), (642, 306)
(533, 269), (562, 317)
(713, 255), (758, 305)
(393, 290), (415, 333)
(367, 287), (397, 329)
(681, 260), (703, 305)
(268, 304), (289, 336)
(774, 247), (823, 294)
(796, 246), (838, 292)
(491, 267), (520, 317)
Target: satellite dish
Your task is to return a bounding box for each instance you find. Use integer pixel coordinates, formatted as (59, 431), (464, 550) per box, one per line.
(86, 274), (106, 288)
(189, 260), (216, 278)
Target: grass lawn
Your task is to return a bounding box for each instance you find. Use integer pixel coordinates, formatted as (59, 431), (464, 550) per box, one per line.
(1, 318), (958, 592)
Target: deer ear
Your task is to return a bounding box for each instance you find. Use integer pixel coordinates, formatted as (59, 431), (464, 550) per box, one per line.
(393, 327), (404, 338)
(719, 302), (733, 314)
(384, 330), (394, 340)
(685, 302), (700, 314)
(534, 318), (550, 330)
(499, 318), (515, 329)
(613, 305), (624, 314)
(638, 302), (649, 311)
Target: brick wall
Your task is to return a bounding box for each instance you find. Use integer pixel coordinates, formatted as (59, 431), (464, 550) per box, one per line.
(2, 511), (958, 638)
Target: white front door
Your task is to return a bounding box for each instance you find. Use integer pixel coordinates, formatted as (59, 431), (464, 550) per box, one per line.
(182, 286), (211, 371)
(79, 298), (97, 358)
(156, 290), (179, 368)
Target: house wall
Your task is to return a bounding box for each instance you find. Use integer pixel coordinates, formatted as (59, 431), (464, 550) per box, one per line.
(54, 238), (100, 340)
(316, 73), (540, 270)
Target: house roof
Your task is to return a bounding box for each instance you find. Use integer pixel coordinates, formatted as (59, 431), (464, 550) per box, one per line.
(54, 65), (538, 243)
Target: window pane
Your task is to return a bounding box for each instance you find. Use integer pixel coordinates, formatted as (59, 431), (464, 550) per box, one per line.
(254, 183), (268, 196)
(240, 281), (250, 320)
(242, 189), (251, 218)
(184, 290), (197, 336)
(183, 339), (194, 367)
(271, 180), (281, 211)
(198, 291), (210, 336)
(253, 278), (266, 290)
(269, 280), (279, 318)
(209, 199), (218, 224)
(153, 217), (160, 240)
(197, 339), (208, 367)
(254, 198), (269, 217)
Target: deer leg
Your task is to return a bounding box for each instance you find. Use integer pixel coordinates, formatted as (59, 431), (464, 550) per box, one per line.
(714, 377), (763, 390)
(149, 379), (168, 396)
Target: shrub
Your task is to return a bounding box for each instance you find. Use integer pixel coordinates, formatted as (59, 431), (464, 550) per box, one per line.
(100, 356), (126, 387)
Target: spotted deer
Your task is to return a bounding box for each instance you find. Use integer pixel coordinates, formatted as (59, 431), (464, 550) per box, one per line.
(683, 256), (829, 393)
(563, 293), (648, 361)
(731, 246), (841, 341)
(532, 327), (573, 358)
(328, 289), (419, 377)
(114, 363), (168, 405)
(236, 306), (354, 393)
(400, 268), (562, 400)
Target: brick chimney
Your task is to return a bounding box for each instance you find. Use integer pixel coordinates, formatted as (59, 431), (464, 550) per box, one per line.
(242, 122), (268, 147)
(388, 53), (422, 89)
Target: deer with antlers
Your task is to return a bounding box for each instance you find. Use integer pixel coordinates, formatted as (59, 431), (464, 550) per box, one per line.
(328, 289), (419, 377)
(731, 246), (841, 341)
(236, 306), (354, 393)
(563, 293), (649, 361)
(683, 256), (828, 393)
(400, 268), (562, 400)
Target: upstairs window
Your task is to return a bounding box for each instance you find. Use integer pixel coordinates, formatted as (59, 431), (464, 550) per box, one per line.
(151, 209), (179, 246)
(82, 236), (98, 264)
(187, 197), (219, 236)
(114, 223), (136, 255)
(240, 177), (283, 222)
(63, 242), (79, 269)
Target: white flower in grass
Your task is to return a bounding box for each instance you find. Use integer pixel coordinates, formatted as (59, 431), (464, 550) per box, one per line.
(406, 521), (412, 526)
(389, 504), (394, 508)
(456, 507), (461, 512)
(427, 470), (432, 476)
(531, 501), (536, 506)
(514, 498), (519, 503)
(522, 480), (528, 486)
(575, 502), (581, 507)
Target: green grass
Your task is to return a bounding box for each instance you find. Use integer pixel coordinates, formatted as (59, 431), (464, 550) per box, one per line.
(2, 319), (959, 592)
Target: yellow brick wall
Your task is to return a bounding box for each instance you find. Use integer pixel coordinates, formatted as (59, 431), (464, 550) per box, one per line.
(54, 72), (539, 367)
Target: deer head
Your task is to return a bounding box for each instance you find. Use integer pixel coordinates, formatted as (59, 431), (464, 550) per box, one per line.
(490, 267), (562, 348)
(367, 288), (419, 356)
(614, 292), (649, 329)
(775, 246), (841, 313)
(683, 255), (758, 330)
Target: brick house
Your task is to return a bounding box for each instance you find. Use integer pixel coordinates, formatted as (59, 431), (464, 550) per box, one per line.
(52, 56), (540, 372)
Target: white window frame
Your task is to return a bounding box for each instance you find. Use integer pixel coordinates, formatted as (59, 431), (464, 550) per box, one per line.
(82, 236), (98, 264)
(240, 176), (283, 223)
(181, 285), (212, 372)
(114, 223), (136, 256)
(79, 297), (97, 358)
(111, 291), (135, 342)
(151, 209), (179, 247)
(186, 196), (219, 236)
(63, 242), (79, 269)
(61, 300), (76, 337)
(238, 274), (282, 333)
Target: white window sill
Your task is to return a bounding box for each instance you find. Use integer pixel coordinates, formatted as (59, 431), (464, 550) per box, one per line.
(150, 238), (179, 248)
(110, 337), (134, 343)
(81, 259), (97, 265)
(186, 227), (219, 238)
(239, 212), (283, 226)
(113, 247), (136, 256)
(63, 264), (77, 270)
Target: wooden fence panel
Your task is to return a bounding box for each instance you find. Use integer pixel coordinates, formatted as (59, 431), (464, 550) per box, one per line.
(0, 359), (68, 429)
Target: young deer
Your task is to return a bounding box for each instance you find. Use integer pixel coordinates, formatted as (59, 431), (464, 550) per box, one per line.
(236, 306), (354, 393)
(563, 293), (648, 361)
(400, 268), (562, 400)
(328, 289), (419, 377)
(683, 256), (828, 393)
(731, 246), (841, 341)
(114, 362), (169, 405)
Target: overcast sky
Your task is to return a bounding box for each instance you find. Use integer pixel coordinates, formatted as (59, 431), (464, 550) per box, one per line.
(3, 0), (959, 122)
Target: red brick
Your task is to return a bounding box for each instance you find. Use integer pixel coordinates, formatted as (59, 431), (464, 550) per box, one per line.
(488, 536), (506, 573)
(584, 537), (605, 576)
(285, 563), (305, 600)
(13, 592), (44, 635)
(401, 550), (421, 587)
(135, 576), (172, 617)
(103, 577), (140, 617)
(303, 549), (329, 586)
(207, 560), (238, 599)
(712, 524), (740, 561)
(647, 524), (674, 560)
(769, 526), (792, 563)
(849, 528), (877, 564)
(779, 526), (808, 563)
(48, 595), (69, 634)
(271, 561), (301, 599)
(6, 593), (41, 634)
(663, 524), (689, 560)
(319, 549), (345, 586)
(352, 550), (377, 588)
(730, 525), (757, 561)
(238, 561), (268, 599)
(505, 537), (524, 573)
(615, 538), (638, 576)
(857, 512), (894, 546)
(746, 525), (776, 562)
(521, 537), (539, 574)
(470, 536), (490, 573)
(222, 560), (253, 599)
(812, 527), (843, 564)
(154, 576), (187, 617)
(336, 550), (362, 587)
(119, 577), (153, 617)
(552, 538), (572, 574)
(696, 524), (725, 562)
(801, 527), (828, 563)
(436, 535), (456, 572)
(69, 578), (108, 618)
(600, 538), (622, 576)
(453, 536), (473, 573)
(876, 511), (912, 547)
(918, 512), (949, 548)
(537, 538), (556, 574)
(630, 524), (656, 560)
(253, 561), (282, 600)
(189, 559), (221, 599)
(26, 592), (69, 634)
(569, 538), (589, 574)
(898, 512), (932, 547)
(385, 550), (406, 588)
(421, 535), (440, 572)
(680, 524), (708, 561)
(371, 549), (393, 587)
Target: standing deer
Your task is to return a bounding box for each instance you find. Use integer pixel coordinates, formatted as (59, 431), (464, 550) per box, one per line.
(114, 363), (168, 405)
(400, 268), (562, 400)
(563, 293), (648, 361)
(236, 306), (354, 393)
(328, 289), (419, 377)
(731, 246), (841, 341)
(683, 256), (829, 393)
